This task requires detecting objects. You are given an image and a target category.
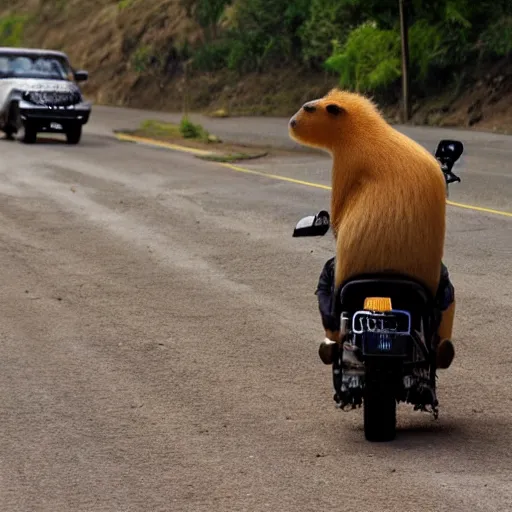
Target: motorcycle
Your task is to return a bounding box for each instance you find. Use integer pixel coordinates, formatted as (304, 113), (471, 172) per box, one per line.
(292, 139), (464, 442)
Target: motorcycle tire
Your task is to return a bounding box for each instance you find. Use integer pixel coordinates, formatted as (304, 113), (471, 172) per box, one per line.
(363, 362), (397, 442)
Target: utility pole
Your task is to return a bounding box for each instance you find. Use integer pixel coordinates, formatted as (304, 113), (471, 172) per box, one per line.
(399, 0), (411, 122)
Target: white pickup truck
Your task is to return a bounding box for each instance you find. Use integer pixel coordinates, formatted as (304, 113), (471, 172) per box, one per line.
(0, 47), (92, 144)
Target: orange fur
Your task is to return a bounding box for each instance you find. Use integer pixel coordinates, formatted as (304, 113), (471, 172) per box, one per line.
(289, 89), (455, 349)
(438, 300), (455, 341)
(289, 89), (446, 295)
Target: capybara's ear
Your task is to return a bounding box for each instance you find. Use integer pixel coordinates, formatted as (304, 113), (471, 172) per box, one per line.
(326, 104), (344, 116)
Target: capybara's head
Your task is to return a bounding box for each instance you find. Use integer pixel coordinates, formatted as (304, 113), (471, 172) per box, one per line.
(288, 88), (382, 151)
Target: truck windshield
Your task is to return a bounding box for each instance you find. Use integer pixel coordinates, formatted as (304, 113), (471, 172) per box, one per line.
(0, 53), (73, 80)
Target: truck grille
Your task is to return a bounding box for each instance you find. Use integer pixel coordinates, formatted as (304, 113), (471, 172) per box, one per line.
(23, 90), (82, 107)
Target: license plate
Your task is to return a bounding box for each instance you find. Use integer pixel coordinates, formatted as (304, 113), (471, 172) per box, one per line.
(352, 310), (411, 335)
(50, 122), (63, 130)
(353, 309), (411, 357)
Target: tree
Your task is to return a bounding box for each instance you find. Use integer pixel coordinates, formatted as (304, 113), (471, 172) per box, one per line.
(181, 0), (230, 42)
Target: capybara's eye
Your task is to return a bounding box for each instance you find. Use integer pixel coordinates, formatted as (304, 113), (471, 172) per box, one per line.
(303, 103), (316, 113)
(326, 104), (343, 116)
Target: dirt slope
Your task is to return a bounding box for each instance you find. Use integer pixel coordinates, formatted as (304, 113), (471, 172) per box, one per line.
(2, 0), (512, 133)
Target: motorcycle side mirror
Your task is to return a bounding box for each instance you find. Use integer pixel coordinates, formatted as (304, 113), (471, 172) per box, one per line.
(435, 139), (464, 163)
(292, 210), (330, 237)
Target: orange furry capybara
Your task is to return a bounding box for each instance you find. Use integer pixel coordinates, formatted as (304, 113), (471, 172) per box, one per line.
(289, 88), (455, 369)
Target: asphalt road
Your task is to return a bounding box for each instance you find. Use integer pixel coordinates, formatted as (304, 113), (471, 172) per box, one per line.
(0, 108), (511, 512)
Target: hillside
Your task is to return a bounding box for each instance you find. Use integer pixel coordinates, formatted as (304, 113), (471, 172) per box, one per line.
(1, 0), (512, 133)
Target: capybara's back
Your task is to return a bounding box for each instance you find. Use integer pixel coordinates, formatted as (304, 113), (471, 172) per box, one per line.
(289, 89), (447, 295)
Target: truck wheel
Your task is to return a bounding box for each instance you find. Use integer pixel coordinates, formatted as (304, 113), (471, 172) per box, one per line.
(5, 102), (20, 140)
(66, 124), (82, 145)
(22, 122), (37, 144)
(3, 127), (15, 140)
(363, 363), (397, 442)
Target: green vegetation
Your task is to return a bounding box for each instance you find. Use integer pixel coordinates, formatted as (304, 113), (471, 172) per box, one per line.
(0, 14), (27, 46)
(325, 22), (402, 93)
(138, 120), (182, 138)
(131, 45), (153, 74)
(118, 0), (135, 10)
(121, 118), (269, 162)
(182, 0), (512, 98)
(179, 116), (209, 140)
(135, 118), (220, 144)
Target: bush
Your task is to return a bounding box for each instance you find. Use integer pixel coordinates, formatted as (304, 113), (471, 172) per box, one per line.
(221, 0), (304, 72)
(299, 0), (361, 67)
(179, 116), (209, 141)
(191, 40), (230, 72)
(130, 44), (165, 74)
(0, 15), (27, 46)
(478, 17), (512, 58)
(325, 22), (401, 92)
(131, 45), (152, 73)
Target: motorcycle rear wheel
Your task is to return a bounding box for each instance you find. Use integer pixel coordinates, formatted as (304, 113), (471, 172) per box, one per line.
(363, 363), (397, 442)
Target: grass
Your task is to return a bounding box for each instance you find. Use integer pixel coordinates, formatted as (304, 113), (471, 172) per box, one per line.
(116, 117), (271, 163)
(135, 118), (219, 143)
(138, 119), (182, 138)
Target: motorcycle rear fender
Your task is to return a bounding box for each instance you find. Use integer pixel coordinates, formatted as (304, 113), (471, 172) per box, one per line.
(335, 273), (440, 344)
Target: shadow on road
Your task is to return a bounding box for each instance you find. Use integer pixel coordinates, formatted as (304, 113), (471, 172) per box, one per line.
(344, 413), (511, 464)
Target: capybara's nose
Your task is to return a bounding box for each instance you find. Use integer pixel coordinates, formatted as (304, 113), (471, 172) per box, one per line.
(289, 118), (297, 128)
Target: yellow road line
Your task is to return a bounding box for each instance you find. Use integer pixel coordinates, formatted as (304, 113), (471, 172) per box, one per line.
(445, 201), (512, 217)
(222, 164), (512, 217)
(115, 132), (214, 156)
(220, 163), (332, 190)
(114, 133), (512, 218)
